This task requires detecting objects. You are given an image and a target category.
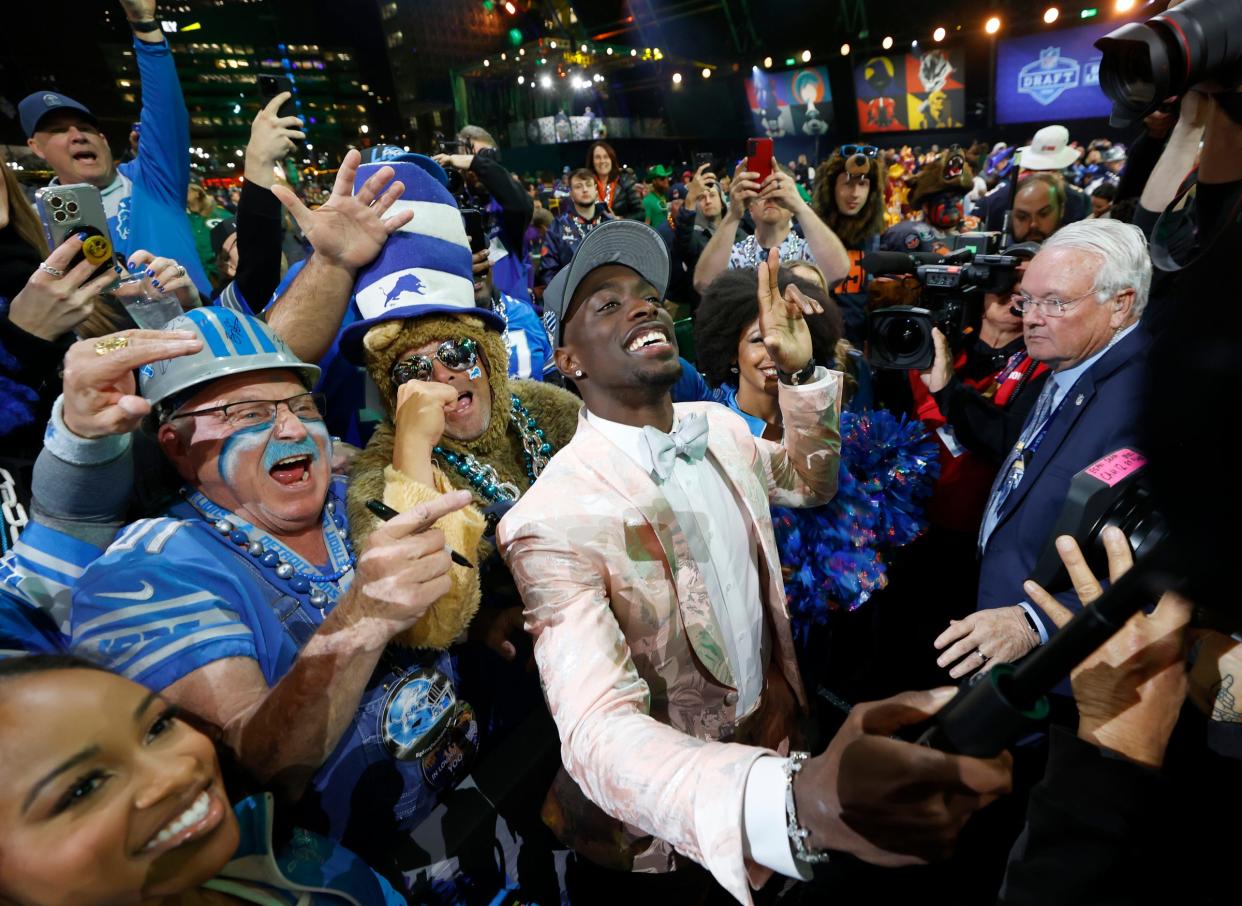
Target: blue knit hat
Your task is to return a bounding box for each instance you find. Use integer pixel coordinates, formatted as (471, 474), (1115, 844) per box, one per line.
(338, 157), (504, 362)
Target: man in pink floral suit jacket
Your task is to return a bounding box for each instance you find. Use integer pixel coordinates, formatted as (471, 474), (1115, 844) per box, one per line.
(499, 221), (1012, 904)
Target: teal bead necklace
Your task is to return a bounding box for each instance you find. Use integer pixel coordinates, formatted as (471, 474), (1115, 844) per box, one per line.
(433, 394), (554, 503)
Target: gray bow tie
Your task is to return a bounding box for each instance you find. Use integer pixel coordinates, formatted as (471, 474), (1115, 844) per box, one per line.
(640, 412), (710, 481)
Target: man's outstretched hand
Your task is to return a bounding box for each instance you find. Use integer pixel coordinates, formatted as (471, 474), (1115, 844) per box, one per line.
(794, 687), (1013, 865)
(271, 148), (413, 272)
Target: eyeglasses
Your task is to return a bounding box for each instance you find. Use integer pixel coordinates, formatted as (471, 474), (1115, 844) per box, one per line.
(391, 338), (480, 386)
(1010, 289), (1098, 318)
(840, 144), (879, 158)
(168, 392), (326, 428)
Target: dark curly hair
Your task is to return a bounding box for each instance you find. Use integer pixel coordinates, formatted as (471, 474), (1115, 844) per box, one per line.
(694, 268), (843, 389)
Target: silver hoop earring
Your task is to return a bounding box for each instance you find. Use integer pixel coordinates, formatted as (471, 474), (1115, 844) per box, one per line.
(730, 365), (739, 373)
(574, 370), (584, 378)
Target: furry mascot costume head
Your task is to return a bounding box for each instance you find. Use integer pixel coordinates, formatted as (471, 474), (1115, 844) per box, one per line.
(907, 146), (974, 231)
(812, 148), (888, 249)
(338, 157), (580, 646)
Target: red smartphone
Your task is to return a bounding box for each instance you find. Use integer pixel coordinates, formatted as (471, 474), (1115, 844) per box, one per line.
(746, 137), (774, 182)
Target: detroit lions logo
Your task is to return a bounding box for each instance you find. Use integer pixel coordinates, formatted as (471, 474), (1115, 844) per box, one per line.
(383, 273), (427, 308)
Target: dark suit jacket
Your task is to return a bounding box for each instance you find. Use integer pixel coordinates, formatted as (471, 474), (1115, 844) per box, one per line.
(977, 326), (1150, 640)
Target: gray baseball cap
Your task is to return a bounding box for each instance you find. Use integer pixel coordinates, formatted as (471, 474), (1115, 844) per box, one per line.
(543, 219), (669, 345)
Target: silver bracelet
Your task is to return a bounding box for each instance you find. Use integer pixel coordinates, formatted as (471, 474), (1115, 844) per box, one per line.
(784, 751), (831, 864)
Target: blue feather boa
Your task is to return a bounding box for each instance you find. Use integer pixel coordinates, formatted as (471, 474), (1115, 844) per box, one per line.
(774, 408), (939, 643)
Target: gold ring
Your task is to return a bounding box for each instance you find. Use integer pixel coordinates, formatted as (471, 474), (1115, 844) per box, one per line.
(94, 336), (131, 356)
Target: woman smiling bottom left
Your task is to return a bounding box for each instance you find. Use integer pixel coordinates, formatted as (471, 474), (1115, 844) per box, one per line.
(0, 656), (406, 906)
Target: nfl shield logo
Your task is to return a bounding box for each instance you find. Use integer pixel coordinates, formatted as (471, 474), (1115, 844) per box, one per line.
(1017, 47), (1081, 106)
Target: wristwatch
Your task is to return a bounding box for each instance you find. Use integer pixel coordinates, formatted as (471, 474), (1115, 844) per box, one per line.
(128, 19), (162, 33)
(777, 362), (816, 386)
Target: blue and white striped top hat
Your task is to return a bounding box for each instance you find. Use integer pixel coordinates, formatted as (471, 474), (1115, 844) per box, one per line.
(339, 156), (505, 363)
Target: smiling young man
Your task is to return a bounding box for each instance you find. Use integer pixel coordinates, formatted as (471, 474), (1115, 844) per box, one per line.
(498, 220), (1013, 903)
(19, 0), (211, 296)
(69, 307), (481, 868)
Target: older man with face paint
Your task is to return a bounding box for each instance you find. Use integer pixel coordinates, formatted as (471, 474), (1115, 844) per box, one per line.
(497, 221), (1012, 904)
(70, 305), (485, 874)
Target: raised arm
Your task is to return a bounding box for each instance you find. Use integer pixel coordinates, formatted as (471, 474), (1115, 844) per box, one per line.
(757, 170), (851, 284)
(121, 0), (190, 203)
(753, 250), (842, 507)
(265, 150), (412, 362)
(693, 161), (758, 294)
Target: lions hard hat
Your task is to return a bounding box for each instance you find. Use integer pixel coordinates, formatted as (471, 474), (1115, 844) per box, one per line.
(138, 308), (320, 411)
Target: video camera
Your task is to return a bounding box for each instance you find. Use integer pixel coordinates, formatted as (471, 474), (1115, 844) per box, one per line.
(866, 232), (1026, 370)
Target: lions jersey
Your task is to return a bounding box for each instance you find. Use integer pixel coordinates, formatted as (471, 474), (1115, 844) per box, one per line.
(71, 476), (477, 858)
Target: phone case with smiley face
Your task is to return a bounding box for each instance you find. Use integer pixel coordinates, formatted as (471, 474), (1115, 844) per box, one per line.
(34, 183), (119, 284)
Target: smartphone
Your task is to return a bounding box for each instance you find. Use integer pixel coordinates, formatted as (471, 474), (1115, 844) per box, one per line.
(693, 152), (714, 172)
(745, 138), (774, 182)
(34, 184), (118, 283)
(462, 207), (487, 253)
(257, 74), (303, 148)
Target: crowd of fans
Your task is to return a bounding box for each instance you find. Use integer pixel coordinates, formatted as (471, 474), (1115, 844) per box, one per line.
(2, 1), (1240, 904)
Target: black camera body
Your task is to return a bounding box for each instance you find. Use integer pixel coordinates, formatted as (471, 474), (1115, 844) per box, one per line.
(1028, 448), (1168, 595)
(868, 240), (1025, 370)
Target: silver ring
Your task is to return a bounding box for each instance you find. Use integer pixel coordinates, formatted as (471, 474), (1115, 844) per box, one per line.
(976, 650), (990, 663)
(38, 262), (65, 278)
(176, 264), (186, 278)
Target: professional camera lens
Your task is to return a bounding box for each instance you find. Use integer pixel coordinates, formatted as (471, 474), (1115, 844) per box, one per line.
(1096, 0), (1242, 126)
(879, 317), (925, 359)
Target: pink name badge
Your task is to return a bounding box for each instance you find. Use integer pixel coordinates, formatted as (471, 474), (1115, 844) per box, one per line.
(1084, 448), (1147, 487)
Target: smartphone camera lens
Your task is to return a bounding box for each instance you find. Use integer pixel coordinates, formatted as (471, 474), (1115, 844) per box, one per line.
(48, 195), (63, 208)
(53, 210), (67, 223)
(65, 201), (79, 215)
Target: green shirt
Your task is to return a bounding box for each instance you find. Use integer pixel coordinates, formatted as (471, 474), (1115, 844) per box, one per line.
(643, 191), (668, 227)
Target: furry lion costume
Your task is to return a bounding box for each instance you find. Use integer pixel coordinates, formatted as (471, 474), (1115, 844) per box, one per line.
(346, 311), (580, 647)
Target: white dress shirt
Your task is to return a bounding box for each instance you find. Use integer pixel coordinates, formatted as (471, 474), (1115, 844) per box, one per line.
(586, 408), (811, 880)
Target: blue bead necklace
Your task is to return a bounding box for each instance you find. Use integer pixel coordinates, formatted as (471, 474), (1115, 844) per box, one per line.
(182, 490), (355, 613)
(433, 394), (554, 503)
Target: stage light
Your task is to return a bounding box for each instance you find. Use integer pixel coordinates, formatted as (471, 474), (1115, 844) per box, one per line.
(672, 72), (682, 84)
(503, 1), (515, 13)
(1115, 0), (1134, 12)
(359, 124), (369, 134)
(701, 67), (711, 78)
(882, 36), (894, 50)
(539, 73), (551, 88)
(985, 16), (1001, 34)
(517, 75), (525, 85)
(549, 40), (556, 48)
(606, 47), (613, 55)
(1043, 6), (1059, 23)
(763, 56), (773, 68)
(933, 26), (946, 42)
(800, 49), (811, 62)
(631, 48), (638, 56)
(1081, 7), (1099, 17)
(538, 57), (545, 64)
(508, 28), (522, 45)
(840, 43), (850, 55)
(518, 48), (525, 55)
(483, 59), (489, 67)
(911, 39), (919, 49)
(580, 43), (588, 52)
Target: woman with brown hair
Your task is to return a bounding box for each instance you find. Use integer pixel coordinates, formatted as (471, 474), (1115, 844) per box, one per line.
(585, 140), (642, 220)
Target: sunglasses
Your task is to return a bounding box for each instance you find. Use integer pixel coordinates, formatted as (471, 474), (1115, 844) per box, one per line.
(391, 338), (480, 386)
(840, 144), (879, 158)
